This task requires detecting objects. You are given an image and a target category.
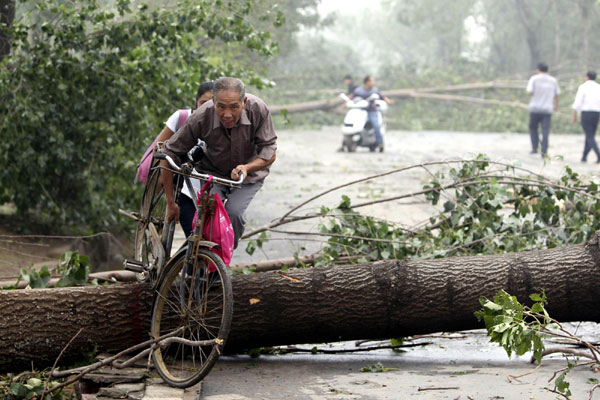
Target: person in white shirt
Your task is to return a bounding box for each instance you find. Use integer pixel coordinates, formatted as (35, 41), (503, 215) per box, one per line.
(154, 81), (214, 237)
(526, 62), (560, 157)
(572, 71), (600, 163)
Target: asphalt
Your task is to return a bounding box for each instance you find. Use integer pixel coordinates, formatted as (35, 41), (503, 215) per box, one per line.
(161, 127), (600, 399)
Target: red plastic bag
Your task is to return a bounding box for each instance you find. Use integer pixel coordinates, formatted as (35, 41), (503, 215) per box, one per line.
(191, 177), (234, 270)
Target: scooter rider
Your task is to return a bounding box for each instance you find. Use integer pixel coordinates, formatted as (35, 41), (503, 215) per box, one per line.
(352, 75), (394, 152)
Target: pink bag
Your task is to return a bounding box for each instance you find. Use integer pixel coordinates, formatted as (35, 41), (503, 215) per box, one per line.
(192, 177), (235, 269)
(136, 110), (188, 184)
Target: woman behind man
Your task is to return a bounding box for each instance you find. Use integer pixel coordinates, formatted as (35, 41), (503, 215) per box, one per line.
(156, 81), (214, 237)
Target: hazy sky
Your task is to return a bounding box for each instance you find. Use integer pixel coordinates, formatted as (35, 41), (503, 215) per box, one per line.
(317, 0), (379, 15)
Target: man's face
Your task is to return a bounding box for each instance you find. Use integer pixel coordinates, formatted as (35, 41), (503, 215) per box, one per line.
(365, 77), (375, 89)
(195, 90), (213, 108)
(344, 78), (352, 85)
(215, 89), (246, 129)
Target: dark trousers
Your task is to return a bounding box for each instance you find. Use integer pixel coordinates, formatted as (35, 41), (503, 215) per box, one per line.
(178, 182), (263, 249)
(581, 111), (600, 161)
(529, 112), (552, 155)
(211, 182), (263, 249)
(178, 194), (196, 238)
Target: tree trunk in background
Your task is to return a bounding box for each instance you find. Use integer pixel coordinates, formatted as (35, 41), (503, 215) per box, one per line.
(267, 81), (527, 115)
(552, 0), (561, 68)
(579, 0), (593, 70)
(513, 0), (548, 70)
(0, 0), (15, 60)
(2, 236), (600, 372)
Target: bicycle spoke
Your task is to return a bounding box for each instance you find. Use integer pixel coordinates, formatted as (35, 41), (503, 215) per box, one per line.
(151, 248), (232, 387)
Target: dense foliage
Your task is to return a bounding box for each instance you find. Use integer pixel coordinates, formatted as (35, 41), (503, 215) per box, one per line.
(2, 251), (95, 289)
(314, 157), (600, 266)
(0, 370), (67, 399)
(476, 289), (600, 397)
(0, 0), (277, 231)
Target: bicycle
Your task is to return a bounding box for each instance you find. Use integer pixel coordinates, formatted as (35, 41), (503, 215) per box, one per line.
(122, 144), (243, 388)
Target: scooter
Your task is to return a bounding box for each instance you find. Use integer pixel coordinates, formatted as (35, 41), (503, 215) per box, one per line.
(339, 93), (388, 152)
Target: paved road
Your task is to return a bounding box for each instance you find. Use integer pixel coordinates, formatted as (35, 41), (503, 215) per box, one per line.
(200, 326), (600, 399)
(194, 128), (600, 399)
(163, 127), (600, 399)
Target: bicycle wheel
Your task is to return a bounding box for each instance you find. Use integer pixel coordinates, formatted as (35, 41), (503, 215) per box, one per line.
(151, 248), (233, 388)
(135, 160), (166, 282)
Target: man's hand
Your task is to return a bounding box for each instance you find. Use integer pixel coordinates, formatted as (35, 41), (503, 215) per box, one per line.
(231, 165), (248, 181)
(166, 199), (180, 224)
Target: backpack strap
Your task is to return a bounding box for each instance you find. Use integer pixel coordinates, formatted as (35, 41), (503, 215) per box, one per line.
(177, 109), (189, 130)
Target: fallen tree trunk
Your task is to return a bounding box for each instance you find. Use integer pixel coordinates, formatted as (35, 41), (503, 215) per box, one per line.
(2, 235), (600, 372)
(267, 81), (528, 115)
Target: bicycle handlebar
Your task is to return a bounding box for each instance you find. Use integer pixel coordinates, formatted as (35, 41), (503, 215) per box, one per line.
(154, 152), (244, 188)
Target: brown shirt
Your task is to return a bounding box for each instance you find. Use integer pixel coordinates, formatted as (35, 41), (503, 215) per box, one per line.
(162, 93), (277, 183)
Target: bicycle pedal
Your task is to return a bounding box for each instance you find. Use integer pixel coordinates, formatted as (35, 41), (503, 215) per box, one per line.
(118, 209), (141, 221)
(123, 259), (145, 273)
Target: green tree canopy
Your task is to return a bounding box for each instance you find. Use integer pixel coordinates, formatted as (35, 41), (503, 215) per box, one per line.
(0, 0), (278, 232)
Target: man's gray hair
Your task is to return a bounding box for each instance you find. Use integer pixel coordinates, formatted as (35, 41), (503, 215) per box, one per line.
(214, 77), (246, 101)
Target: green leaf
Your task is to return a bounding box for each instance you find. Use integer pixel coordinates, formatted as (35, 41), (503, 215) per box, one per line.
(482, 300), (503, 312)
(26, 378), (43, 388)
(529, 293), (543, 302)
(245, 240), (257, 256)
(555, 370), (572, 396)
(361, 362), (384, 372)
(56, 251), (91, 287)
(10, 382), (28, 397)
(443, 200), (455, 212)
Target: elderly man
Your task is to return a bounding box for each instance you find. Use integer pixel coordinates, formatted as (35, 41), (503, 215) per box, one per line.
(572, 71), (600, 163)
(161, 77), (277, 249)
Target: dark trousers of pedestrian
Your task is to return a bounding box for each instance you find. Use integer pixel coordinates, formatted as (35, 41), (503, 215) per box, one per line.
(580, 111), (600, 162)
(529, 112), (552, 156)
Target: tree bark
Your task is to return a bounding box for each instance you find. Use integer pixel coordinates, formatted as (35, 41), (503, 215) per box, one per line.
(2, 236), (600, 372)
(0, 0), (15, 60)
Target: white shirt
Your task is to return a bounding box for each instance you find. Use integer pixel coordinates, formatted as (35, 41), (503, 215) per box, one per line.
(165, 108), (192, 132)
(164, 109), (205, 201)
(526, 73), (560, 114)
(572, 80), (600, 112)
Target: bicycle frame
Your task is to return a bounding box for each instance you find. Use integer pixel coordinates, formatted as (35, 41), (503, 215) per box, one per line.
(153, 148), (243, 279)
(124, 145), (242, 387)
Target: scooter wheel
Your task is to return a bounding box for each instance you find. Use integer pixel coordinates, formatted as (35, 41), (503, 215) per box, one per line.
(344, 137), (357, 152)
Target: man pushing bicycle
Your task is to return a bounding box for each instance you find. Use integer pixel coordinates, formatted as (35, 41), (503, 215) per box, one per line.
(160, 77), (277, 250)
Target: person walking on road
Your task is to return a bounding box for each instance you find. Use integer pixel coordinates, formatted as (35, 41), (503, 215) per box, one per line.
(526, 62), (560, 157)
(572, 71), (600, 163)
